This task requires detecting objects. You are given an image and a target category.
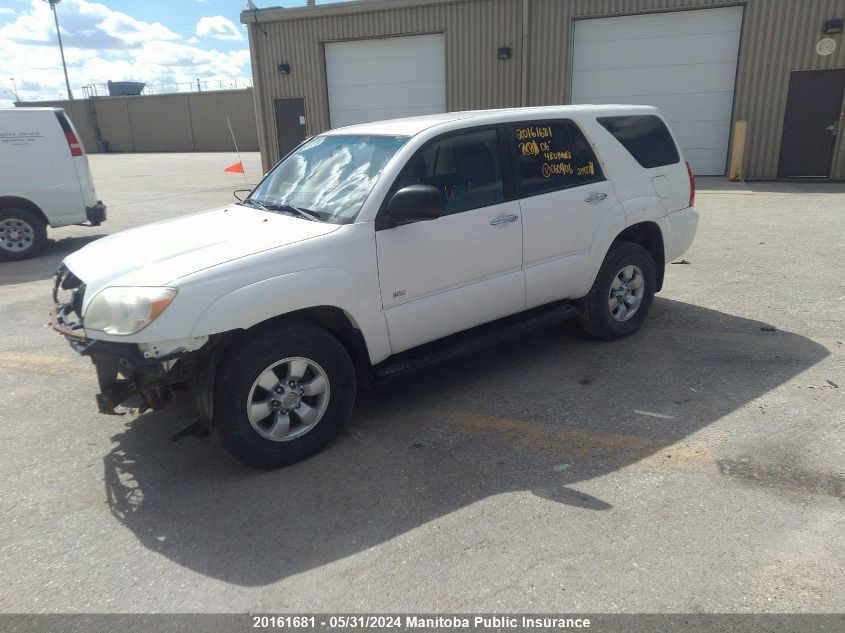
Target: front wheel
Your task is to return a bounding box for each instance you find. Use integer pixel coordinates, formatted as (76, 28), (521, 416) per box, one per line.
(578, 241), (656, 340)
(214, 324), (356, 468)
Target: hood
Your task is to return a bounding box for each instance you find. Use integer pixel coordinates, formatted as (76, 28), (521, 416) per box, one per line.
(64, 205), (340, 289)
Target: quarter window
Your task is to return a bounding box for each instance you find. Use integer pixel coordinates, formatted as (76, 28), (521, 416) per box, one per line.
(597, 115), (680, 169)
(509, 121), (604, 196)
(395, 128), (504, 214)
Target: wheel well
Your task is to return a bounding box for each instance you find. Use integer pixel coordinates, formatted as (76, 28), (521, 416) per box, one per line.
(0, 196), (48, 228)
(193, 306), (371, 425)
(613, 222), (665, 292)
(246, 306), (371, 369)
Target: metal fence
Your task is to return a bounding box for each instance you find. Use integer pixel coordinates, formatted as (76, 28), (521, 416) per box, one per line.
(81, 79), (252, 98)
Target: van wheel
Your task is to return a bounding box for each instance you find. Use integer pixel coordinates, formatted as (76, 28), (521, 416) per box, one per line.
(214, 324), (356, 469)
(578, 241), (656, 340)
(0, 208), (47, 261)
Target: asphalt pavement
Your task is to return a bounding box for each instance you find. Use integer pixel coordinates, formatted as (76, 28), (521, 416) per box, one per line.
(0, 153), (842, 613)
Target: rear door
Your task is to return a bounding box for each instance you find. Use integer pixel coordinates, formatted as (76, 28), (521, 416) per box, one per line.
(54, 110), (97, 215)
(375, 127), (525, 353)
(508, 120), (617, 308)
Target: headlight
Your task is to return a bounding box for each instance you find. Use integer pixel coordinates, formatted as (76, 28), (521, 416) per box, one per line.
(84, 287), (177, 336)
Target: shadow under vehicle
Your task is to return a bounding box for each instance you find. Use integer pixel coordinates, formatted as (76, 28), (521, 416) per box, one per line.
(103, 298), (829, 586)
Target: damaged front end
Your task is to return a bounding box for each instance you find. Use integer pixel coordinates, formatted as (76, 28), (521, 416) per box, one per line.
(50, 265), (217, 418)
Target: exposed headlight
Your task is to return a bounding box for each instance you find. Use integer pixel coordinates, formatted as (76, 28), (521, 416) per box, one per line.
(84, 287), (177, 336)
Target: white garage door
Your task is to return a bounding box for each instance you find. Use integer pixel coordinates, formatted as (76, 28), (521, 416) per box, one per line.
(324, 34), (446, 128)
(571, 7), (743, 175)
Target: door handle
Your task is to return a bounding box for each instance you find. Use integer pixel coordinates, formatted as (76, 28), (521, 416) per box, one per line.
(584, 192), (608, 203)
(490, 214), (519, 225)
(825, 121), (838, 135)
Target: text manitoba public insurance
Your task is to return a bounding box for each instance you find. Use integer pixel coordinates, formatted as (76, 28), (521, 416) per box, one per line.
(405, 616), (591, 628)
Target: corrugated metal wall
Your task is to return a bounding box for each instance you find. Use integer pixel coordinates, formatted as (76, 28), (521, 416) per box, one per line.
(247, 0), (523, 168)
(246, 0), (845, 179)
(18, 89), (259, 153)
(733, 0), (845, 179)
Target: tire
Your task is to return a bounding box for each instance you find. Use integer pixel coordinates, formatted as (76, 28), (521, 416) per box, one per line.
(0, 208), (47, 262)
(578, 241), (656, 340)
(214, 323), (356, 469)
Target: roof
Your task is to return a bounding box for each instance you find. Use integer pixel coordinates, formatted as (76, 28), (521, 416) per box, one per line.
(0, 107), (62, 113)
(324, 104), (660, 137)
(241, 0), (458, 23)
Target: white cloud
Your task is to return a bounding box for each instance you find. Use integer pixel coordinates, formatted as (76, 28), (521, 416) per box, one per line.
(0, 0), (179, 49)
(196, 15), (243, 42)
(0, 0), (251, 102)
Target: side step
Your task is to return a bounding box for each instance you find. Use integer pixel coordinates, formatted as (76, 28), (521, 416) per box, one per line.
(372, 301), (580, 384)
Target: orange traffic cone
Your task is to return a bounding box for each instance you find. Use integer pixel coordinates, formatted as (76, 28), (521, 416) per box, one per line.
(224, 161), (244, 173)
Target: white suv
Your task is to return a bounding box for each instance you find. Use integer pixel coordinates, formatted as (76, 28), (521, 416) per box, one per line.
(52, 105), (698, 468)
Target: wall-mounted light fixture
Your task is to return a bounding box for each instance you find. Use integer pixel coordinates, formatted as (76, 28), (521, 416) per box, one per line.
(277, 63), (291, 74)
(823, 18), (843, 34)
(497, 46), (512, 60)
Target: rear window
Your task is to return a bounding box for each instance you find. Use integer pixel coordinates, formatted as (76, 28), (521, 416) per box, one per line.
(54, 110), (74, 134)
(597, 115), (680, 169)
(509, 120), (604, 196)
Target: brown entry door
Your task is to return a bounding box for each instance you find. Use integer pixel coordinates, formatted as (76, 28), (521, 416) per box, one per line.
(778, 69), (845, 178)
(274, 98), (306, 160)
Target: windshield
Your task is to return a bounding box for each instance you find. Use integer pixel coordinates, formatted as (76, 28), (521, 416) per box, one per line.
(246, 134), (408, 224)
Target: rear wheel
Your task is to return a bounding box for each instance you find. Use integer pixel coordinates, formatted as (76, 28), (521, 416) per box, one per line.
(0, 208), (47, 261)
(214, 324), (356, 468)
(578, 241), (656, 340)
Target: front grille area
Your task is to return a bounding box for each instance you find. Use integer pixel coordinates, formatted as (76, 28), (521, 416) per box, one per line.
(53, 265), (86, 330)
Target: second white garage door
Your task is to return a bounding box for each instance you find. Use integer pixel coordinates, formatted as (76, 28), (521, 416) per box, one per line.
(571, 7), (743, 175)
(324, 34), (446, 129)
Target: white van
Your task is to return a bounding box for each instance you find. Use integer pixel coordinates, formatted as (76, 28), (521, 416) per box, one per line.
(0, 107), (106, 261)
(52, 105), (697, 468)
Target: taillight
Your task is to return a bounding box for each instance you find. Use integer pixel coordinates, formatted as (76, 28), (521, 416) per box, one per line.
(65, 131), (83, 157)
(685, 160), (695, 207)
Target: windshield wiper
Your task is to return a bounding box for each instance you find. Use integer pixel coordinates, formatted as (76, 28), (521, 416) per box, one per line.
(238, 198), (322, 222)
(262, 203), (322, 222)
(237, 198), (270, 211)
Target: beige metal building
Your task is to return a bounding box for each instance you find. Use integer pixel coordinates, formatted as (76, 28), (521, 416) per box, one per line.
(19, 89), (259, 153)
(242, 0), (845, 180)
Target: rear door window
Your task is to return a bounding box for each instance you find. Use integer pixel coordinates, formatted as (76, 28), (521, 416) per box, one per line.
(597, 115), (680, 168)
(508, 121), (604, 196)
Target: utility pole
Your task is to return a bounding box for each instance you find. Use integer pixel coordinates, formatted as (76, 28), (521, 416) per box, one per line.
(43, 0), (73, 100)
(8, 77), (20, 102)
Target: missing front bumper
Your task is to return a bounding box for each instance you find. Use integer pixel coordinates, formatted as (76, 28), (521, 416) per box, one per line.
(51, 277), (172, 414)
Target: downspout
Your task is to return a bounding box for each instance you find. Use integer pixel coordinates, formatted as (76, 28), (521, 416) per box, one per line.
(520, 0), (530, 106)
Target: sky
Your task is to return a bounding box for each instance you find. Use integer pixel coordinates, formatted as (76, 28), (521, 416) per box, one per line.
(0, 0), (327, 107)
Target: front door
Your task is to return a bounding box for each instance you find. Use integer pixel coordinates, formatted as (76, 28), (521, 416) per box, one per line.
(274, 98), (306, 160)
(778, 69), (845, 178)
(375, 128), (525, 354)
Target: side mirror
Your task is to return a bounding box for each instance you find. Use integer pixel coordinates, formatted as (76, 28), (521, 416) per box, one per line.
(377, 185), (442, 230)
(233, 188), (251, 201)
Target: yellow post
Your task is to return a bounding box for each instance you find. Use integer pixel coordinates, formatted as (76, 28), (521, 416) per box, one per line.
(729, 120), (748, 182)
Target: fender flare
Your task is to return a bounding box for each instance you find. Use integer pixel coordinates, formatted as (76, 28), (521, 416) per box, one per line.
(189, 268), (391, 364)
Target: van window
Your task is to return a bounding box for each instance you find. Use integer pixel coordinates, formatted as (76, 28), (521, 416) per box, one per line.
(597, 115), (680, 168)
(395, 128), (504, 214)
(509, 121), (604, 196)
